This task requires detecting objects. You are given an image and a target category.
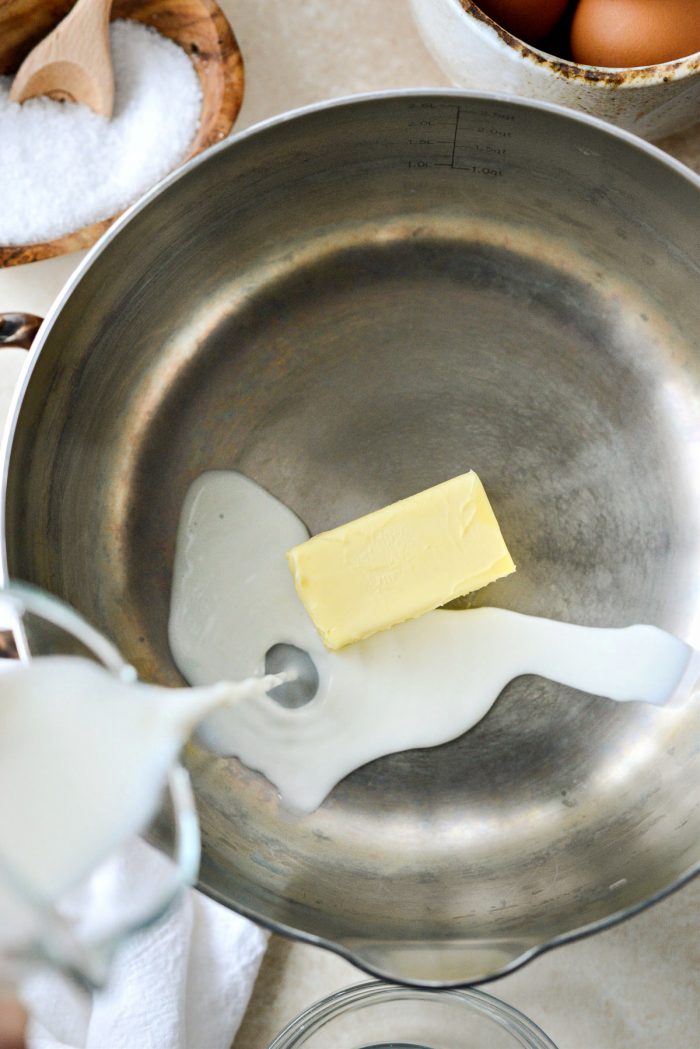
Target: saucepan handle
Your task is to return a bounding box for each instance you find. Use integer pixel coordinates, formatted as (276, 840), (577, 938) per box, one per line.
(0, 312), (43, 349)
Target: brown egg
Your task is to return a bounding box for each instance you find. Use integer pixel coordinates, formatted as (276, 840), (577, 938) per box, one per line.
(476, 0), (570, 43)
(571, 0), (700, 67)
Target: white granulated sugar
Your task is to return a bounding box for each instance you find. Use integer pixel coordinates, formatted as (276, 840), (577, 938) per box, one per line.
(0, 20), (202, 245)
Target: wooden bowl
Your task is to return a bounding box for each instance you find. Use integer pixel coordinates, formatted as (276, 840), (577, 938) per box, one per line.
(0, 0), (244, 267)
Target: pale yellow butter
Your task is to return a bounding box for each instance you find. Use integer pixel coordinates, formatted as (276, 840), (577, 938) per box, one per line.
(286, 471), (515, 649)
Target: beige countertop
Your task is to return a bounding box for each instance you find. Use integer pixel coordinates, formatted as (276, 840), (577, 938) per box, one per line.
(1, 3), (698, 1047)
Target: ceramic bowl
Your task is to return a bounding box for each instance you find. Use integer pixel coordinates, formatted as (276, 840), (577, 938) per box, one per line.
(409, 0), (700, 139)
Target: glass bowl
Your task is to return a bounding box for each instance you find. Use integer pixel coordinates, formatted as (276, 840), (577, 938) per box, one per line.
(267, 981), (557, 1049)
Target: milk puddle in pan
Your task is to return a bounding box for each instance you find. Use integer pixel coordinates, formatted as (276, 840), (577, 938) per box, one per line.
(168, 471), (692, 812)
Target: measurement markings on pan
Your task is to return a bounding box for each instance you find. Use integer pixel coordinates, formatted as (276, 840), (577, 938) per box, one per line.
(406, 102), (509, 177)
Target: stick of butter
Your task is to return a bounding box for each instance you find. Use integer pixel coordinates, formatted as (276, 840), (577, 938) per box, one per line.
(286, 471), (515, 649)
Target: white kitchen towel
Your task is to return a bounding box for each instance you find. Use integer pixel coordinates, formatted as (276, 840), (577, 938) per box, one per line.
(22, 838), (268, 1049)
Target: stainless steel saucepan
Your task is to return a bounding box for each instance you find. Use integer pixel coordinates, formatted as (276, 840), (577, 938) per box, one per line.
(2, 93), (700, 985)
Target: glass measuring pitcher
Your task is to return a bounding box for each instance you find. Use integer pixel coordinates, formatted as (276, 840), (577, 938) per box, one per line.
(0, 582), (201, 990)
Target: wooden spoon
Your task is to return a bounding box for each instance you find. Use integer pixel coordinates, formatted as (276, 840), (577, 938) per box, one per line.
(9, 0), (115, 118)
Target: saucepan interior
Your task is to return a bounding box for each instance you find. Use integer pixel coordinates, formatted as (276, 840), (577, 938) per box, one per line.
(3, 93), (700, 984)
